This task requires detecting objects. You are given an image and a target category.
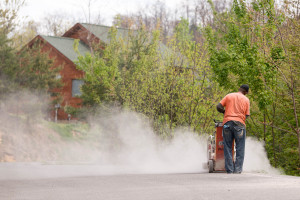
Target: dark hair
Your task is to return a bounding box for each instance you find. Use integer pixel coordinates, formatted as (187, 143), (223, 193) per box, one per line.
(240, 84), (249, 93)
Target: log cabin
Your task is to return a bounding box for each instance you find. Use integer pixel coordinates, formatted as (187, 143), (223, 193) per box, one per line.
(27, 23), (130, 120)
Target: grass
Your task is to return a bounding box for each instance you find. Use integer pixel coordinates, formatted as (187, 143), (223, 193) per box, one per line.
(47, 121), (89, 140)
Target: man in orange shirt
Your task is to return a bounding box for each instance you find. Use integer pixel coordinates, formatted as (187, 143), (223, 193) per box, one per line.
(216, 85), (250, 174)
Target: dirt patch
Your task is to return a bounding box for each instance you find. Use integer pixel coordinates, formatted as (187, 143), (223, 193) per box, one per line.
(0, 112), (100, 163)
(0, 114), (66, 162)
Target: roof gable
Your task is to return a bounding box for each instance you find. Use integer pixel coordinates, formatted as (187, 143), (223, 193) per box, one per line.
(79, 23), (131, 44)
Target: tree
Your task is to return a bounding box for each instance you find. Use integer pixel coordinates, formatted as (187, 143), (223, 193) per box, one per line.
(0, 0), (25, 99)
(0, 32), (18, 99)
(15, 44), (62, 93)
(75, 20), (223, 135)
(0, 0), (25, 35)
(205, 0), (300, 175)
(0, 0), (62, 121)
(41, 12), (74, 36)
(75, 26), (122, 106)
(11, 20), (39, 49)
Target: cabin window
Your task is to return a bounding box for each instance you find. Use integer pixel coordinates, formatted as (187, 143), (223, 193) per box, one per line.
(72, 79), (84, 97)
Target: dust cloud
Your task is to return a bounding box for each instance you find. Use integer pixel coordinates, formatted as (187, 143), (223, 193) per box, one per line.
(244, 137), (280, 174)
(85, 111), (207, 174)
(0, 92), (279, 179)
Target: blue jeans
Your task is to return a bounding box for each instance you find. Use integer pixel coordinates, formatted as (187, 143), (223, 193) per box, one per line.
(223, 121), (246, 173)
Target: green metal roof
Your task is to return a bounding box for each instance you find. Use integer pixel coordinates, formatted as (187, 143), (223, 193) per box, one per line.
(80, 23), (131, 44)
(41, 35), (90, 62)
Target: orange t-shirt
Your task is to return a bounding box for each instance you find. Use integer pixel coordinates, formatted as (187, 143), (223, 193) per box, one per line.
(220, 92), (250, 126)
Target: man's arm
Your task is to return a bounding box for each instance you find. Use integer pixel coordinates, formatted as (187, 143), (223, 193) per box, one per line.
(246, 99), (250, 120)
(216, 103), (225, 114)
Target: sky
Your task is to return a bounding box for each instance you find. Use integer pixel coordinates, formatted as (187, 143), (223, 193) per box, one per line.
(20, 0), (183, 25)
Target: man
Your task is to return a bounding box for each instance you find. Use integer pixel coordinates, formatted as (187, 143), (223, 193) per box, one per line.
(216, 84), (250, 174)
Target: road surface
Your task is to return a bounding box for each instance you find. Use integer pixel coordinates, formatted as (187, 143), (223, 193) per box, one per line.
(0, 163), (299, 200)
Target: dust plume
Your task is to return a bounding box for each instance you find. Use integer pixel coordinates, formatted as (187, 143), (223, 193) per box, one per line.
(0, 91), (279, 178)
(85, 111), (207, 173)
(244, 137), (280, 174)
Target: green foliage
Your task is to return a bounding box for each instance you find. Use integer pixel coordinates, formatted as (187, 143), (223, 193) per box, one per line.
(75, 27), (122, 105)
(13, 43), (62, 93)
(0, 0), (25, 35)
(0, 33), (18, 99)
(205, 0), (300, 176)
(76, 21), (223, 135)
(205, 0), (277, 110)
(64, 104), (78, 116)
(63, 104), (93, 120)
(0, 0), (61, 106)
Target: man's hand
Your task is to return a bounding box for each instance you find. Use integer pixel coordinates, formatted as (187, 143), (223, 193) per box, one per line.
(216, 103), (225, 114)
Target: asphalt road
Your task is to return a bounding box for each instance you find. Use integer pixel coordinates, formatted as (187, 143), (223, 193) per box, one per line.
(0, 163), (300, 200)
